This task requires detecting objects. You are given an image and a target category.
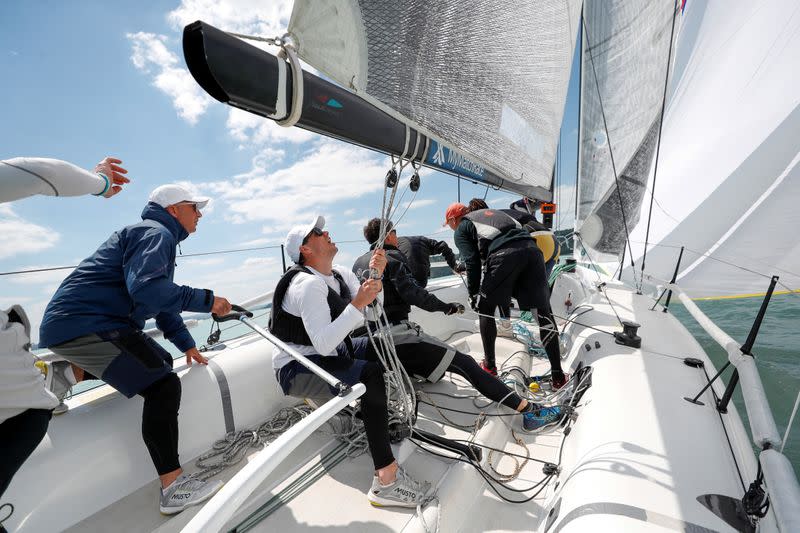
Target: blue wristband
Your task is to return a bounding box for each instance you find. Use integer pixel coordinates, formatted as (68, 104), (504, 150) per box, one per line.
(94, 172), (110, 196)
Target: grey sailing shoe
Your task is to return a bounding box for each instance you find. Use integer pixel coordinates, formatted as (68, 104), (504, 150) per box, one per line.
(160, 474), (224, 515)
(42, 360), (76, 415)
(368, 467), (432, 508)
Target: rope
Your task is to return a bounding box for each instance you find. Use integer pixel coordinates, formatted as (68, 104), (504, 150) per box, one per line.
(363, 302), (418, 430)
(0, 503), (13, 528)
(192, 405), (314, 480)
(192, 404), (370, 482)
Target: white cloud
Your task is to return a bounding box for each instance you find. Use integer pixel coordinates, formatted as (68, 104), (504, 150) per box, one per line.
(167, 0), (293, 37)
(127, 32), (213, 124)
(0, 207), (60, 259)
(343, 208), (356, 216)
(236, 237), (280, 247)
(179, 255), (283, 305)
(227, 108), (315, 146)
(198, 140), (389, 233)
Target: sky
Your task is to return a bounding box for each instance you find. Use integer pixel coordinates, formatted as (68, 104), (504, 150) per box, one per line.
(0, 0), (580, 342)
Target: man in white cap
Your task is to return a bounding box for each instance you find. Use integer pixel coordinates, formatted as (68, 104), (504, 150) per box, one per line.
(38, 184), (233, 515)
(269, 216), (432, 508)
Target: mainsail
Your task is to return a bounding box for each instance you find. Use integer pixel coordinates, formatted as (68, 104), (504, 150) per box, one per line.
(288, 0), (581, 201)
(625, 0), (800, 298)
(576, 0), (679, 262)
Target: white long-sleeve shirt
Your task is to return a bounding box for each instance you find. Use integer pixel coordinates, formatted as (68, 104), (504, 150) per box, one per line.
(272, 265), (380, 370)
(1, 157), (108, 203)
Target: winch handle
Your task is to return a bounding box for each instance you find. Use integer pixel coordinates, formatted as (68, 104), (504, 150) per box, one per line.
(212, 304), (254, 323)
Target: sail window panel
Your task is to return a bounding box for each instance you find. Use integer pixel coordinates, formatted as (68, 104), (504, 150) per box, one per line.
(577, 0), (678, 257)
(289, 0), (581, 192)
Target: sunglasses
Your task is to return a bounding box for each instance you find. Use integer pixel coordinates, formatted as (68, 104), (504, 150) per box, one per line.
(176, 202), (200, 214)
(302, 227), (324, 244)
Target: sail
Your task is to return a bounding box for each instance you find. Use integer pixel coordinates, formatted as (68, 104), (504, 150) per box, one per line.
(288, 0), (581, 200)
(625, 0), (800, 298)
(576, 0), (679, 262)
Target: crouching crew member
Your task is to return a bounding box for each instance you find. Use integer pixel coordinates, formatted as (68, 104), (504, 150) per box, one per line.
(270, 216), (431, 508)
(353, 219), (558, 429)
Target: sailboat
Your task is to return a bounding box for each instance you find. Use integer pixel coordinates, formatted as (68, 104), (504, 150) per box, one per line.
(5, 1), (799, 531)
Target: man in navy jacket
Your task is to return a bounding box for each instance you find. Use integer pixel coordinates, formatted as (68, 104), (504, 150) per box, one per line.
(39, 184), (232, 515)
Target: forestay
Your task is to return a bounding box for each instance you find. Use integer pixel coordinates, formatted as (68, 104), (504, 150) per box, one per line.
(624, 0), (800, 299)
(288, 0), (581, 200)
(576, 0), (680, 262)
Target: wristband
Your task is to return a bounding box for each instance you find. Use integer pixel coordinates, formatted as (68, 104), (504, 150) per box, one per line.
(94, 172), (111, 196)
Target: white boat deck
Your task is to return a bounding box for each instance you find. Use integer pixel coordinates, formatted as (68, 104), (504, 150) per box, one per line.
(7, 272), (770, 532)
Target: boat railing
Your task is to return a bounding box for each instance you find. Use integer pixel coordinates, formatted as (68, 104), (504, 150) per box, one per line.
(654, 278), (800, 531)
(180, 313), (364, 533)
(34, 289), (277, 364)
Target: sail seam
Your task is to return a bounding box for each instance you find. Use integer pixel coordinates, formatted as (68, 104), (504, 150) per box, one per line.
(676, 149), (800, 283)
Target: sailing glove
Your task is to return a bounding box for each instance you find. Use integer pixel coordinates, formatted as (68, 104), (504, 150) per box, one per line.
(468, 294), (479, 312)
(445, 303), (465, 315)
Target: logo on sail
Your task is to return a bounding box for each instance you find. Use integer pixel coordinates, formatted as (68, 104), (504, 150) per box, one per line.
(427, 140), (485, 181)
(432, 142), (445, 166)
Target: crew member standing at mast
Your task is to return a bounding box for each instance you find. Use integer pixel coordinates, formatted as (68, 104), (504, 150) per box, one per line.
(445, 203), (566, 388)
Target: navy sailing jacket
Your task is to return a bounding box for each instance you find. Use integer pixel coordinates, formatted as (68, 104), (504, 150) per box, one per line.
(39, 202), (213, 351)
(396, 235), (458, 288)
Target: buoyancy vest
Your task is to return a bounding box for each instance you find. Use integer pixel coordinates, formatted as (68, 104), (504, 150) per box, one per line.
(464, 209), (530, 258)
(500, 209), (560, 262)
(268, 265), (352, 348)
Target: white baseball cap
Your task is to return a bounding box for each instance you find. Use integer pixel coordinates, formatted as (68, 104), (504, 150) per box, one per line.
(284, 215), (325, 263)
(148, 184), (210, 209)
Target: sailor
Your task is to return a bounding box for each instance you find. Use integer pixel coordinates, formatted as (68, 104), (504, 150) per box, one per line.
(445, 203), (567, 388)
(395, 233), (463, 288)
(38, 184), (232, 515)
(0, 157), (129, 502)
(270, 216), (432, 508)
(352, 219), (559, 429)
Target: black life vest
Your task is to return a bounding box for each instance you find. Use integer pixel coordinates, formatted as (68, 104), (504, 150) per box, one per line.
(464, 209), (526, 258)
(268, 265), (353, 348)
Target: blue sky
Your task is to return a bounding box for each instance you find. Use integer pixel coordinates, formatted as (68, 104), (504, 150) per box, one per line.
(0, 0), (579, 341)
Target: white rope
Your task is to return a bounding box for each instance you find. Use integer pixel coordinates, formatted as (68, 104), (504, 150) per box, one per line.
(363, 301), (418, 429)
(781, 388), (800, 454)
(276, 40), (303, 127)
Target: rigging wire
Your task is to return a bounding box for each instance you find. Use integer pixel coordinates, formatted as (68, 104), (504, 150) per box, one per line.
(639, 0), (680, 292)
(573, 233), (625, 327)
(781, 388), (800, 454)
(580, 13), (640, 289)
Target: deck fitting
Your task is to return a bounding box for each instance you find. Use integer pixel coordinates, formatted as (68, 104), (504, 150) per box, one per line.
(614, 321), (642, 348)
(683, 357), (704, 368)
